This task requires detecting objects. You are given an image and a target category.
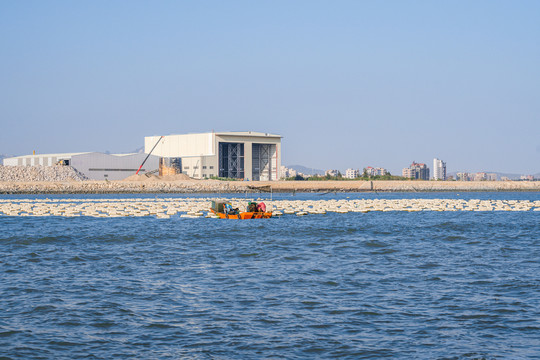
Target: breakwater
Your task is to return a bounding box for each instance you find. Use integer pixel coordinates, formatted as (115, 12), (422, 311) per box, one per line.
(0, 179), (539, 194)
(0, 165), (87, 182)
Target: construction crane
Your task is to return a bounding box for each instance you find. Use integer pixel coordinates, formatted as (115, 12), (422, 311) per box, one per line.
(135, 136), (164, 175)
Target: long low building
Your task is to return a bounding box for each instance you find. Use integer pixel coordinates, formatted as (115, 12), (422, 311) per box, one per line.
(3, 152), (159, 180)
(145, 131), (282, 181)
(3, 152), (89, 167)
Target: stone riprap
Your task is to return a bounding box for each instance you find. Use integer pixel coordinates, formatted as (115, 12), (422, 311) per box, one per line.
(1, 198), (539, 218)
(0, 178), (540, 194)
(0, 180), (245, 194)
(0, 165), (87, 182)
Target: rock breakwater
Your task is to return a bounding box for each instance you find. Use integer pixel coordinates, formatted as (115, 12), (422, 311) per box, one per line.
(0, 165), (87, 182)
(0, 179), (539, 194)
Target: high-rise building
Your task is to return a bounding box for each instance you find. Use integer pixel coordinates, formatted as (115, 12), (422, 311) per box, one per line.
(433, 158), (447, 180)
(402, 162), (430, 180)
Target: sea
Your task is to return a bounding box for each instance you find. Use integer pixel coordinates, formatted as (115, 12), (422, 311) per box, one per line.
(1, 192), (539, 359)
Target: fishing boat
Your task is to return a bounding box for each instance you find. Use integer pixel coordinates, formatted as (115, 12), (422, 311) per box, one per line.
(210, 201), (272, 219)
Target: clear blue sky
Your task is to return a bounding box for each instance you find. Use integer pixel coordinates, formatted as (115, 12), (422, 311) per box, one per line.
(1, 1), (539, 174)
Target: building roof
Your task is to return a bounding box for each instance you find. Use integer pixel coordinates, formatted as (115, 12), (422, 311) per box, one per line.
(4, 152), (91, 159)
(152, 131), (282, 138)
(4, 152), (139, 160)
(215, 131), (282, 138)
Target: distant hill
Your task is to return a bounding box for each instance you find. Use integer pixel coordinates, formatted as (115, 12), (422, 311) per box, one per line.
(102, 146), (145, 155)
(131, 146), (145, 154)
(287, 165), (325, 176)
(0, 154), (13, 164)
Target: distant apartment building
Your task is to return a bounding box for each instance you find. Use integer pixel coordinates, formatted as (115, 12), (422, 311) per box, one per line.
(473, 172), (497, 181)
(325, 169), (340, 177)
(364, 166), (388, 177)
(456, 172), (470, 181)
(433, 158), (447, 180)
(345, 168), (359, 179)
(521, 175), (534, 181)
(455, 172), (498, 181)
(402, 162), (429, 180)
(280, 166), (297, 179)
(402, 167), (414, 178)
(474, 172), (487, 181)
(280, 166), (287, 179)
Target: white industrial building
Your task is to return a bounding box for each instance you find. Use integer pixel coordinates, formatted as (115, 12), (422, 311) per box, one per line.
(3, 152), (88, 167)
(3, 152), (159, 180)
(145, 131), (282, 180)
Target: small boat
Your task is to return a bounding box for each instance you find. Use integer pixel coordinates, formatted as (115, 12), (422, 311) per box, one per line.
(210, 201), (272, 219)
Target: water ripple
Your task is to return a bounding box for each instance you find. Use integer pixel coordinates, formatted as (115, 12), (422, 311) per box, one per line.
(1, 195), (539, 359)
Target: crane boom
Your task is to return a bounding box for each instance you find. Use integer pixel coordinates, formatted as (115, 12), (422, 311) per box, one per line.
(136, 136), (164, 175)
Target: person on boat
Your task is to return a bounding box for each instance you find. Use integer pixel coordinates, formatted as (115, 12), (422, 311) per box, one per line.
(257, 202), (266, 213)
(247, 202), (257, 212)
(224, 203), (233, 215)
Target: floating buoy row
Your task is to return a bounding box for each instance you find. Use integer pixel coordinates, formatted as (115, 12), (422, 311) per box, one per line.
(0, 198), (538, 217)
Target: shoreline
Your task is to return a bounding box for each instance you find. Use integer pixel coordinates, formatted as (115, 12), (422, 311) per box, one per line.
(1, 180), (540, 194)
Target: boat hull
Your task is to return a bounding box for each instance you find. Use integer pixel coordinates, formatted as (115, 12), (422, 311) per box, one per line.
(210, 210), (272, 219)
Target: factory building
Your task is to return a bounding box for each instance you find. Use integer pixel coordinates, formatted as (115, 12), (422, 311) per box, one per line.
(145, 132), (282, 180)
(3, 152), (159, 180)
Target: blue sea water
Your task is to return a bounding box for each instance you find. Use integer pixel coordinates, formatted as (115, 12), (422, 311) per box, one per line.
(1, 192), (539, 359)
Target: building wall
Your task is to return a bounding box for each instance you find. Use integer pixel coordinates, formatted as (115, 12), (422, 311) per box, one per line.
(180, 156), (217, 178)
(71, 153), (159, 180)
(145, 133), (214, 158)
(145, 132), (281, 180)
(402, 168), (413, 178)
(3, 158), (18, 166)
(3, 153), (87, 166)
(214, 133), (281, 181)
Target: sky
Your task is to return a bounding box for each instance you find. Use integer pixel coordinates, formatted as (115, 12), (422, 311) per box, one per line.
(1, 1), (539, 174)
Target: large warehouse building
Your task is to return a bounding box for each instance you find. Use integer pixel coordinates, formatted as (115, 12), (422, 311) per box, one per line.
(145, 132), (282, 180)
(3, 131), (282, 181)
(3, 152), (159, 180)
